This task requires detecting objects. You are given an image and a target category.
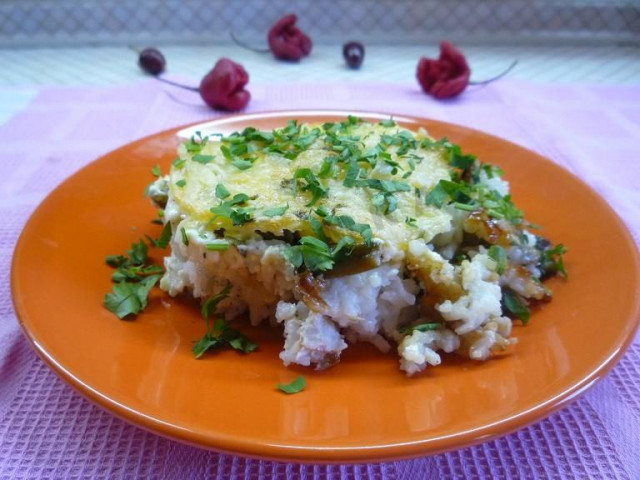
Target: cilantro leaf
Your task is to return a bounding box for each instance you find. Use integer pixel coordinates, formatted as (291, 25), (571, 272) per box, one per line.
(151, 165), (161, 177)
(175, 179), (186, 188)
(277, 376), (306, 394)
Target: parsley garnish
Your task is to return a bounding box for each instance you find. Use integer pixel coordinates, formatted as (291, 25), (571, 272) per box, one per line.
(210, 193), (255, 226)
(215, 183), (231, 200)
(104, 239), (163, 319)
(399, 322), (441, 335)
(231, 158), (254, 170)
(357, 179), (410, 215)
(502, 289), (531, 324)
(192, 285), (257, 358)
(284, 236), (355, 272)
(323, 214), (373, 246)
(180, 227), (190, 246)
(172, 157), (186, 169)
(317, 156), (338, 179)
(192, 154), (214, 164)
(488, 245), (508, 274)
(175, 179), (186, 188)
(205, 241), (230, 251)
(262, 205), (289, 217)
(104, 275), (161, 319)
(147, 222), (172, 248)
(379, 119), (396, 128)
(184, 131), (209, 154)
(151, 165), (161, 177)
(293, 168), (328, 206)
(277, 376), (306, 394)
(540, 244), (568, 279)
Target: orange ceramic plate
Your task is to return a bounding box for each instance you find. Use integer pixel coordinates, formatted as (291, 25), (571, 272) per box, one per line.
(11, 111), (640, 463)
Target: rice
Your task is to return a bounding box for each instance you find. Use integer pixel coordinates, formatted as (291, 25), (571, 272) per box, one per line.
(149, 117), (565, 375)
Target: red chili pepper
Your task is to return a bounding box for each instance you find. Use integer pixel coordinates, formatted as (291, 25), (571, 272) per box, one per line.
(416, 42), (471, 99)
(267, 14), (312, 61)
(199, 58), (250, 111)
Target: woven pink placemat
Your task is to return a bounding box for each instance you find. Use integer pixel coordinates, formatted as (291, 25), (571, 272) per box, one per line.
(1, 80), (639, 479)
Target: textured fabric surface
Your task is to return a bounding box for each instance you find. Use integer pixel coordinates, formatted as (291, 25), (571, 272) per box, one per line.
(1, 80), (639, 479)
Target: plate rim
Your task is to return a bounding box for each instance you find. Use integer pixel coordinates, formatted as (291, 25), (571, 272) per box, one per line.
(11, 109), (640, 463)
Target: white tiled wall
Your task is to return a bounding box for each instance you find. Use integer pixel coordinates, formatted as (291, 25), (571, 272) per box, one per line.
(1, 0), (638, 48)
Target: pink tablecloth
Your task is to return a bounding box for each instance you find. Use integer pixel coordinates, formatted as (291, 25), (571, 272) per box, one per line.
(1, 80), (639, 479)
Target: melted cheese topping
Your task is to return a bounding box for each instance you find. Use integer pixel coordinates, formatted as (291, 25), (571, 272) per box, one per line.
(170, 120), (453, 252)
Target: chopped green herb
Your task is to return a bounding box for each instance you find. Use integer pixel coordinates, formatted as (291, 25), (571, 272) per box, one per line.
(146, 222), (172, 248)
(193, 285), (257, 358)
(231, 158), (254, 170)
(104, 274), (162, 319)
(317, 156), (338, 179)
(151, 164), (161, 177)
(184, 131), (209, 154)
(175, 179), (187, 188)
(488, 245), (508, 274)
(399, 322), (441, 335)
(262, 205), (289, 217)
(308, 215), (328, 242)
(180, 227), (190, 246)
(293, 168), (329, 206)
(192, 154), (214, 164)
(126, 240), (148, 265)
(277, 376), (306, 394)
(342, 160), (362, 187)
(172, 157), (186, 169)
(357, 179), (411, 193)
(220, 145), (233, 160)
(405, 217), (418, 228)
(502, 289), (531, 324)
(424, 183), (448, 208)
(210, 193), (254, 226)
(379, 119), (397, 127)
(215, 183), (231, 200)
(323, 214), (373, 246)
(541, 244), (568, 278)
(205, 242), (230, 251)
(201, 284), (231, 319)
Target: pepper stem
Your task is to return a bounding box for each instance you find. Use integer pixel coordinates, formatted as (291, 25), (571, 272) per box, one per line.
(469, 60), (518, 86)
(162, 89), (204, 107)
(229, 30), (271, 54)
(154, 76), (200, 92)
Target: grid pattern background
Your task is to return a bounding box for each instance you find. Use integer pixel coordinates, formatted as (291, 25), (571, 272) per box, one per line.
(1, 0), (639, 48)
